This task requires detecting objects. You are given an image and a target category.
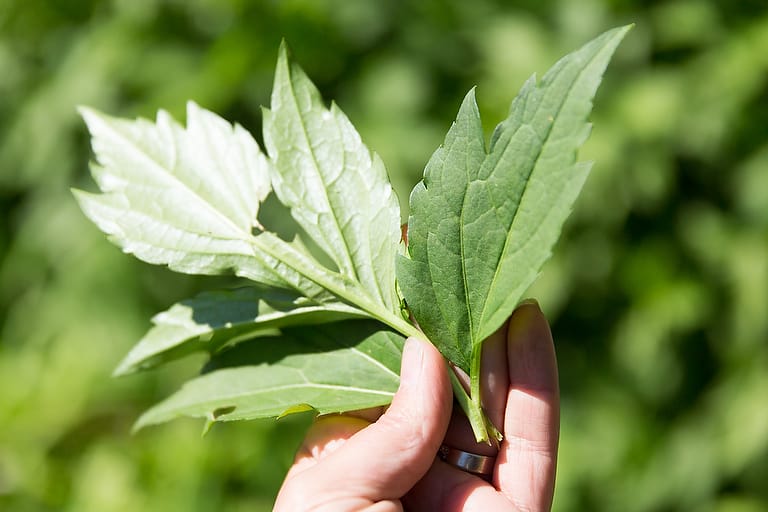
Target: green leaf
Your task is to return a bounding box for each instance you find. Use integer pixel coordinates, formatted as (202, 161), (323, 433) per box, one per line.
(263, 42), (402, 312)
(398, 26), (631, 374)
(135, 320), (405, 430)
(76, 84), (417, 340)
(114, 286), (368, 376)
(75, 101), (323, 296)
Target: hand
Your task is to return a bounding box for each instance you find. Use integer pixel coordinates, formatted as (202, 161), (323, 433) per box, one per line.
(273, 300), (559, 511)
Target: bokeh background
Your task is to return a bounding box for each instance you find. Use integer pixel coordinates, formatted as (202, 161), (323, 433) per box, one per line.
(1, 0), (767, 510)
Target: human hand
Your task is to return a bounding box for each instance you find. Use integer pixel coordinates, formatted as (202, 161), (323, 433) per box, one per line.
(273, 300), (559, 511)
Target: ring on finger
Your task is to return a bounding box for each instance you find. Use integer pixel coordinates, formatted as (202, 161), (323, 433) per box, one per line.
(438, 444), (495, 477)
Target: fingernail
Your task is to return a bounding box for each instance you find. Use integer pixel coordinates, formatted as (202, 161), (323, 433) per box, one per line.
(507, 297), (557, 393)
(518, 298), (540, 308)
(399, 337), (425, 391)
(509, 298), (543, 340)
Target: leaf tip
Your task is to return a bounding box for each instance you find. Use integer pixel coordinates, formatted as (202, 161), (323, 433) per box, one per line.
(273, 39), (298, 98)
(77, 105), (106, 133)
(277, 38), (291, 67)
(131, 415), (151, 435)
(71, 188), (98, 212)
(76, 104), (93, 119)
(112, 358), (135, 377)
(602, 23), (634, 48)
(459, 86), (481, 115)
(185, 99), (203, 118)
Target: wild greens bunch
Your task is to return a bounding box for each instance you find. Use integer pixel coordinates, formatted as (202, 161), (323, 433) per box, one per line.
(75, 26), (630, 442)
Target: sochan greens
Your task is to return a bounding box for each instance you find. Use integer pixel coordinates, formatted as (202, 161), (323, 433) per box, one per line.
(75, 26), (630, 442)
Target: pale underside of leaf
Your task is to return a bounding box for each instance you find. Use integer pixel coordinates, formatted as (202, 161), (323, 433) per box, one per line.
(135, 320), (404, 430)
(398, 26), (631, 373)
(114, 286), (369, 376)
(75, 102), (357, 301)
(75, 99), (418, 348)
(263, 42), (402, 312)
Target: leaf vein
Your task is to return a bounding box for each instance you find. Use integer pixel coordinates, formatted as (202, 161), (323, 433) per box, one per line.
(97, 114), (251, 243)
(285, 70), (358, 281)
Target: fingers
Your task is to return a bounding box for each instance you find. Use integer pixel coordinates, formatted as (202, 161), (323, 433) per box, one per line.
(275, 337), (452, 508)
(403, 460), (519, 511)
(405, 301), (559, 512)
(497, 300), (560, 511)
(276, 303), (559, 512)
(327, 337), (452, 497)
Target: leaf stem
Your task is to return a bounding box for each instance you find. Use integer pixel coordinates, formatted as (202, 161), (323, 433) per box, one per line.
(448, 366), (491, 444)
(251, 233), (422, 340)
(470, 342), (482, 424)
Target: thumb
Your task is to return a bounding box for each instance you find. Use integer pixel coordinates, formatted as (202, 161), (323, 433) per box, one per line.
(299, 337), (452, 501)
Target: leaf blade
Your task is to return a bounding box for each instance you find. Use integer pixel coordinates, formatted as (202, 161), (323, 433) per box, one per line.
(80, 102), (269, 241)
(75, 102), (348, 301)
(398, 26), (631, 372)
(263, 43), (402, 311)
(475, 26), (631, 340)
(114, 286), (369, 376)
(134, 321), (405, 429)
(397, 90), (486, 371)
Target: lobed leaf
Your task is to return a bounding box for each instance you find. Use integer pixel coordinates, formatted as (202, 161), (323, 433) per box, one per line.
(114, 286), (368, 376)
(398, 26), (631, 373)
(76, 69), (416, 339)
(135, 320), (405, 429)
(76, 102), (340, 301)
(263, 42), (402, 312)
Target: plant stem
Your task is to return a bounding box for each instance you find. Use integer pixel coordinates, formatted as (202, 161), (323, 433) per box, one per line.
(448, 367), (491, 444)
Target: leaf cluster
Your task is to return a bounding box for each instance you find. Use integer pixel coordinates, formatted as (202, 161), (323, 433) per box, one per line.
(75, 28), (629, 441)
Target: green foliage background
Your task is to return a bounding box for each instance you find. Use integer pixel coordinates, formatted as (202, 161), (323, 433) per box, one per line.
(1, 1), (766, 510)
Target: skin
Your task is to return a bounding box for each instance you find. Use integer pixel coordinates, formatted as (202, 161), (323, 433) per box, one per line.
(274, 300), (559, 511)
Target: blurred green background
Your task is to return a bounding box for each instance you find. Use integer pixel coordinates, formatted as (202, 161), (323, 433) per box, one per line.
(1, 0), (767, 510)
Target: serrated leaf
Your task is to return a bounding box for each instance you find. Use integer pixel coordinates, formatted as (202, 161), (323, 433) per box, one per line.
(398, 26), (630, 373)
(76, 85), (417, 340)
(114, 286), (368, 376)
(135, 320), (405, 430)
(263, 43), (402, 311)
(74, 101), (321, 294)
